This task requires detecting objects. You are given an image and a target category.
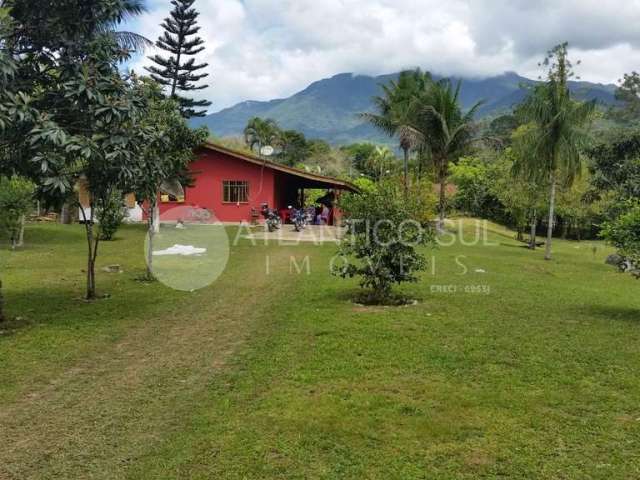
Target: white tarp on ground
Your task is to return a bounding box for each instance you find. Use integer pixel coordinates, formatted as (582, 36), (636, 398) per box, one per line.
(152, 244), (207, 256)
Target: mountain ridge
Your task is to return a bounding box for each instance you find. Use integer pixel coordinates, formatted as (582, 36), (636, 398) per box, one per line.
(191, 71), (617, 145)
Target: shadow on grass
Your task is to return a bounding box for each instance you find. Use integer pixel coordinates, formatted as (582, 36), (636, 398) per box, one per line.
(15, 223), (83, 247)
(0, 277), (168, 335)
(499, 242), (533, 249)
(13, 223), (147, 249)
(580, 304), (640, 323)
(334, 286), (423, 307)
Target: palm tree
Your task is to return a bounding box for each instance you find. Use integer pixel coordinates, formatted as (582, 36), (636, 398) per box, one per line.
(513, 43), (595, 260)
(417, 79), (482, 231)
(243, 117), (280, 155)
(4, 0), (151, 57)
(98, 0), (152, 51)
(361, 69), (430, 192)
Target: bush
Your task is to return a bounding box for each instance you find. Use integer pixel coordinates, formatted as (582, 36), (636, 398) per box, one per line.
(0, 176), (35, 248)
(333, 180), (435, 304)
(96, 190), (127, 241)
(601, 201), (640, 278)
(450, 156), (496, 217)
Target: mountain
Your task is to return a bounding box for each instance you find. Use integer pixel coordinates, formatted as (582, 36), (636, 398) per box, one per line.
(190, 71), (617, 145)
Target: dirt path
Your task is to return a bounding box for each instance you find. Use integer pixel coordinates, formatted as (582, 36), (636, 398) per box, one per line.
(0, 246), (293, 480)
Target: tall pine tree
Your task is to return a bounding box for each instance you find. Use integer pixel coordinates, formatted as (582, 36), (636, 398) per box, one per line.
(146, 0), (211, 118)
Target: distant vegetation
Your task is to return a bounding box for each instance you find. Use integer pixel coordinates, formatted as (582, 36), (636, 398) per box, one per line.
(191, 70), (618, 144)
(237, 42), (640, 272)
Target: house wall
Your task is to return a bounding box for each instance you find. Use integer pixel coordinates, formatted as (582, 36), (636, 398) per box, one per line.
(157, 149), (276, 223)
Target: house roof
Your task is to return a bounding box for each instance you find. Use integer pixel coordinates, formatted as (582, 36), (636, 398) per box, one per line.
(200, 141), (359, 192)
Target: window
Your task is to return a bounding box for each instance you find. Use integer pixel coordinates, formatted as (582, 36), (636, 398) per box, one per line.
(223, 180), (249, 203)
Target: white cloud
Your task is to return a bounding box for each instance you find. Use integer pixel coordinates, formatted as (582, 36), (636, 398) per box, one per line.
(127, 0), (640, 113)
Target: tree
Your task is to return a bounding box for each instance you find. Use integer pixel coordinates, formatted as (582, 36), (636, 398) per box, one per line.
(0, 175), (34, 248)
(95, 189), (127, 241)
(3, 0), (155, 300)
(145, 0), (211, 118)
(601, 201), (640, 278)
(364, 146), (396, 181)
(487, 114), (520, 148)
(555, 170), (604, 241)
(273, 129), (309, 166)
(361, 69), (430, 192)
(449, 155), (502, 220)
(513, 43), (595, 260)
(417, 79), (483, 231)
(588, 128), (640, 207)
(334, 180), (434, 304)
(131, 78), (207, 280)
(341, 143), (377, 175)
(0, 5), (28, 322)
(490, 147), (547, 247)
(243, 117), (280, 155)
(612, 72), (640, 122)
(296, 141), (349, 178)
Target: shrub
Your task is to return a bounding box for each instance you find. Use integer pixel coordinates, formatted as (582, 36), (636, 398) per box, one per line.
(450, 156), (495, 217)
(0, 176), (35, 248)
(601, 201), (640, 278)
(334, 180), (435, 304)
(96, 190), (127, 241)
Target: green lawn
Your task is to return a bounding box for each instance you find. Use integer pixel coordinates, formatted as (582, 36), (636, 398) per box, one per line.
(1, 221), (639, 479)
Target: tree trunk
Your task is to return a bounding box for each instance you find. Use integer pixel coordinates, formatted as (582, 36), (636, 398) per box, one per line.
(146, 198), (157, 280)
(85, 221), (97, 299)
(402, 147), (409, 195)
(60, 203), (72, 224)
(80, 203), (99, 300)
(16, 215), (25, 248)
(545, 172), (557, 261)
(170, 37), (183, 97)
(153, 203), (160, 234)
(438, 167), (446, 233)
(529, 210), (537, 250)
(561, 220), (569, 240)
(0, 279), (5, 323)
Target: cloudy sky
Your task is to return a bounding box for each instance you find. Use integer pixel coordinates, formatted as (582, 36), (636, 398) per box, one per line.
(127, 0), (640, 113)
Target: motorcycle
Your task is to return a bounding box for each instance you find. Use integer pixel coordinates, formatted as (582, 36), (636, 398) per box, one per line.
(288, 206), (307, 232)
(261, 203), (281, 232)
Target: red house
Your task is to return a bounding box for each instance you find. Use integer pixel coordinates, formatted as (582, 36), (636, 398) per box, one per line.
(156, 141), (358, 224)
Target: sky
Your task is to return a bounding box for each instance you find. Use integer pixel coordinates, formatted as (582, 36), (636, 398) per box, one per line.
(127, 0), (640, 114)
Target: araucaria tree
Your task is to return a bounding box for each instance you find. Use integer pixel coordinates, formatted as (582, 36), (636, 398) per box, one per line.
(146, 0), (211, 118)
(514, 43), (595, 260)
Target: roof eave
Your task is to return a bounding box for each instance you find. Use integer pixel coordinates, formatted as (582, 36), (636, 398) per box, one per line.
(199, 141), (359, 193)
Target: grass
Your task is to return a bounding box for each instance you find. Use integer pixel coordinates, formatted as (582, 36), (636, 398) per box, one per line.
(0, 220), (639, 479)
